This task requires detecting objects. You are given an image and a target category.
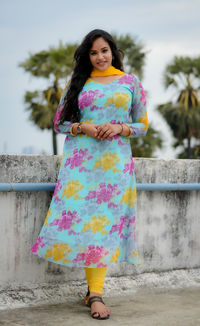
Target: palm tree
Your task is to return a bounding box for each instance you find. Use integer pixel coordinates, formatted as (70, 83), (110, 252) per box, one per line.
(112, 33), (147, 79)
(19, 42), (77, 154)
(20, 35), (162, 157)
(157, 56), (200, 158)
(130, 126), (162, 157)
(24, 83), (62, 154)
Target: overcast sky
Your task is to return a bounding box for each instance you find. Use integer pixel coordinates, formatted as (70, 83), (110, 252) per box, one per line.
(1, 0), (200, 157)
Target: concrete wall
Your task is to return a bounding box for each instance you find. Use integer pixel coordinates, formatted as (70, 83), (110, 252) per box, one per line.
(0, 154), (200, 288)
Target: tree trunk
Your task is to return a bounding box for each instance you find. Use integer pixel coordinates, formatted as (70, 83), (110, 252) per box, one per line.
(187, 137), (191, 159)
(52, 128), (57, 155)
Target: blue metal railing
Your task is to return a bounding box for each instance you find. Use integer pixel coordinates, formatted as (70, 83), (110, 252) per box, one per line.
(0, 183), (200, 192)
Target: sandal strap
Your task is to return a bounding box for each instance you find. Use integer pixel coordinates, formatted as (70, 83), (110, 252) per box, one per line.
(86, 286), (90, 297)
(88, 296), (105, 307)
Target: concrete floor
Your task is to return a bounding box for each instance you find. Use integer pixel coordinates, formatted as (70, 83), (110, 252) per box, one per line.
(0, 287), (200, 326)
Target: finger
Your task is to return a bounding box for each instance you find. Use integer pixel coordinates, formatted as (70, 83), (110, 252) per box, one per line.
(102, 130), (112, 139)
(97, 129), (106, 138)
(100, 130), (113, 140)
(99, 129), (110, 138)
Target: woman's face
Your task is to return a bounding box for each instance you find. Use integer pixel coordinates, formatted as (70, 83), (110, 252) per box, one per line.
(89, 37), (113, 71)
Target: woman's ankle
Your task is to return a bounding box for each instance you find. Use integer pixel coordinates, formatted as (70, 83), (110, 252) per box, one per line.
(89, 291), (102, 298)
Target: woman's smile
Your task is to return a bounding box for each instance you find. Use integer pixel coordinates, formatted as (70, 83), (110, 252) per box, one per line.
(89, 37), (112, 71)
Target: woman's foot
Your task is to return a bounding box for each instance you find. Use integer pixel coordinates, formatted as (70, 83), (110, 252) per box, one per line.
(88, 292), (110, 319)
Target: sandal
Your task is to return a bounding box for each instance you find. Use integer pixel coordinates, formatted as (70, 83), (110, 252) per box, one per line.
(88, 295), (110, 320)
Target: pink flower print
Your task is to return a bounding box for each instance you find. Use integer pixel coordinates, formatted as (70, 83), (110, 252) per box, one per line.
(53, 106), (61, 125)
(30, 236), (45, 253)
(53, 179), (62, 203)
(118, 74), (135, 87)
(139, 82), (146, 105)
(97, 263), (107, 268)
(123, 156), (135, 175)
(78, 90), (104, 110)
(50, 210), (81, 232)
(64, 148), (92, 171)
(85, 183), (121, 205)
(54, 179), (62, 196)
(109, 215), (136, 238)
(107, 134), (120, 142)
(72, 245), (109, 266)
(85, 245), (109, 266)
(91, 105), (103, 111)
(72, 253), (85, 262)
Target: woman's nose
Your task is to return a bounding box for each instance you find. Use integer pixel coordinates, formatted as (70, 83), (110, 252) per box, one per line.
(97, 52), (104, 60)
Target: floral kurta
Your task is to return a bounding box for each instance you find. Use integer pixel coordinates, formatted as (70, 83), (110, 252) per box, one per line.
(30, 73), (148, 268)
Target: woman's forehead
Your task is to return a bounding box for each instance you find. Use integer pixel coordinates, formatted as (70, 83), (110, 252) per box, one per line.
(90, 37), (110, 50)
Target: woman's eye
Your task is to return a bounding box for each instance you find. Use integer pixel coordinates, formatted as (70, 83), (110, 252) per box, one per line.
(102, 49), (108, 53)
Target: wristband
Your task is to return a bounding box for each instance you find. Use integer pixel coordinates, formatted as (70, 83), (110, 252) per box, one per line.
(70, 123), (77, 137)
(119, 124), (123, 135)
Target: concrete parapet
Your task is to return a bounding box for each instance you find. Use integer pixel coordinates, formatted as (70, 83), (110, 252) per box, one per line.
(0, 154), (200, 308)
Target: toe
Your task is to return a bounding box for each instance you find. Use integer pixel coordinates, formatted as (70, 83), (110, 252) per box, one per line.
(92, 312), (100, 319)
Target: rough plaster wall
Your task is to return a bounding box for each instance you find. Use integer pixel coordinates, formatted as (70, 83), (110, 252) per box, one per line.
(0, 155), (200, 288)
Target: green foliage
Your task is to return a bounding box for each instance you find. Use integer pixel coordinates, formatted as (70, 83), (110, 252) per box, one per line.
(157, 55), (200, 159)
(112, 33), (147, 79)
(130, 124), (163, 157)
(19, 35), (161, 157)
(177, 144), (200, 159)
(19, 42), (77, 79)
(19, 42), (77, 154)
(24, 85), (62, 130)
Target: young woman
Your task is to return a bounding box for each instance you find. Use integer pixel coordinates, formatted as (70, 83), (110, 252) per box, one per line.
(30, 29), (148, 320)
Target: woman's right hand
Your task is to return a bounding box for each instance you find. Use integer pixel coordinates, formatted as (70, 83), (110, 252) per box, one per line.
(81, 123), (99, 139)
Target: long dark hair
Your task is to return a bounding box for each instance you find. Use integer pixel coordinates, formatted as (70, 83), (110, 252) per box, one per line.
(59, 29), (124, 124)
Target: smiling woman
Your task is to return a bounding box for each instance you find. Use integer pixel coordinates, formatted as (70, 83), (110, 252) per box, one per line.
(30, 29), (148, 320)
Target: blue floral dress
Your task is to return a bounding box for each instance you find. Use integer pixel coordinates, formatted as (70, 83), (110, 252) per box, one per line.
(30, 73), (148, 268)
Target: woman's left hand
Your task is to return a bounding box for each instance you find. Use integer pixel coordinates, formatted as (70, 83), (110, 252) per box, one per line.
(96, 123), (122, 140)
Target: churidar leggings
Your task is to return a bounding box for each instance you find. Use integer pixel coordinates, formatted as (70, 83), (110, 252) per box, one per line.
(84, 267), (107, 294)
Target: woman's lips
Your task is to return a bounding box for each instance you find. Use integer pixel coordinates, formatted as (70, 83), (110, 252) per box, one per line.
(97, 62), (106, 66)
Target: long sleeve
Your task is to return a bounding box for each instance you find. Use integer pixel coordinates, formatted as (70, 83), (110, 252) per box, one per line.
(53, 82), (74, 135)
(126, 75), (149, 138)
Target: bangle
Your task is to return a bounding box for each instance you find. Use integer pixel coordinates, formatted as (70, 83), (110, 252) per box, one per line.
(119, 124), (123, 135)
(70, 123), (77, 137)
(124, 124), (131, 137)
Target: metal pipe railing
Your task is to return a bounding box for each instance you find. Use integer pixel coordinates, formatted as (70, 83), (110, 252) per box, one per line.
(0, 183), (200, 192)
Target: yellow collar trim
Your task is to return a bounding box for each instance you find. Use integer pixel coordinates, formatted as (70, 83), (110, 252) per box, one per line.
(90, 65), (125, 77)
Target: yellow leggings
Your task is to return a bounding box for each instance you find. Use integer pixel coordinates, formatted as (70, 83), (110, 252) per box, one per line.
(84, 267), (107, 294)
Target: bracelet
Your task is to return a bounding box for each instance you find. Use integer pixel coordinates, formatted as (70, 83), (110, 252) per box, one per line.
(126, 126), (132, 137)
(119, 124), (123, 135)
(120, 123), (131, 137)
(70, 123), (77, 137)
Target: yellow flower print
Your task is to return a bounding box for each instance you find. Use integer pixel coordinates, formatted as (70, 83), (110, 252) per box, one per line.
(132, 251), (141, 264)
(60, 151), (65, 168)
(62, 180), (84, 200)
(45, 242), (72, 264)
(80, 119), (94, 124)
(110, 247), (120, 263)
(82, 215), (110, 235)
(44, 208), (52, 226)
(120, 187), (137, 208)
(105, 92), (131, 111)
(139, 112), (149, 130)
(132, 250), (138, 258)
(93, 152), (120, 173)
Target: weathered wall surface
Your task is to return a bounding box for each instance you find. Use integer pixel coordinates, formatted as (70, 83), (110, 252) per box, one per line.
(0, 155), (200, 289)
